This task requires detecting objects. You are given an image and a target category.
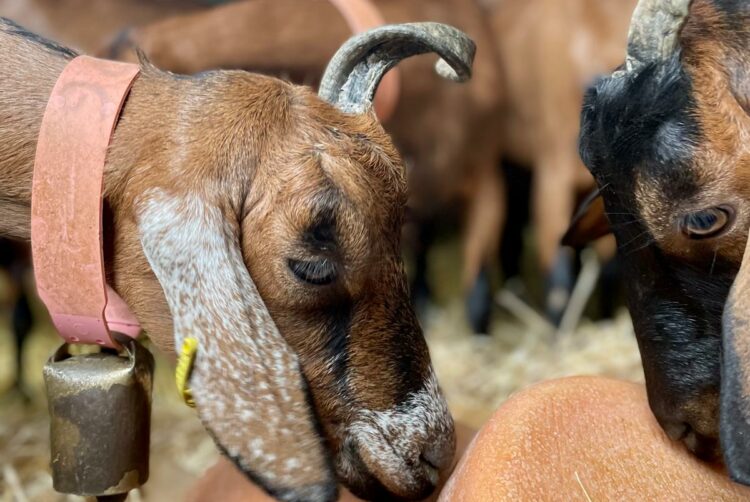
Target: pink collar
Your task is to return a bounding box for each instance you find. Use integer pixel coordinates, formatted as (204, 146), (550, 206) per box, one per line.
(328, 0), (401, 122)
(31, 55), (142, 349)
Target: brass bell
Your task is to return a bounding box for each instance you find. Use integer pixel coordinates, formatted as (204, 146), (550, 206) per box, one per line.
(43, 336), (154, 499)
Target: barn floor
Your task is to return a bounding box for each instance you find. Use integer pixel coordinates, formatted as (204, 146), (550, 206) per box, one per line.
(0, 240), (644, 501)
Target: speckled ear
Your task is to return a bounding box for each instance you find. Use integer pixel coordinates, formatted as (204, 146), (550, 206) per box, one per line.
(721, 230), (750, 487)
(136, 189), (337, 502)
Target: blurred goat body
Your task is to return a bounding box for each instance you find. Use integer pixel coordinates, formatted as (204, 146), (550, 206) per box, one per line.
(489, 0), (637, 319)
(0, 0), (211, 52)
(0, 237), (32, 396)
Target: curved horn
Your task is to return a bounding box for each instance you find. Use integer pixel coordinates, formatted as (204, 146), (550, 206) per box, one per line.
(319, 22), (475, 115)
(625, 0), (692, 72)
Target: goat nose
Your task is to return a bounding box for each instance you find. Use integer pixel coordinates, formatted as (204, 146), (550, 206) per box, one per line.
(661, 420), (689, 441)
(659, 419), (721, 461)
(419, 433), (455, 485)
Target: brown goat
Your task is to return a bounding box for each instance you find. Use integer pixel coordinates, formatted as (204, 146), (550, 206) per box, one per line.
(96, 0), (505, 333)
(486, 0), (638, 319)
(576, 0), (750, 486)
(0, 18), (475, 501)
(0, 0), (207, 52)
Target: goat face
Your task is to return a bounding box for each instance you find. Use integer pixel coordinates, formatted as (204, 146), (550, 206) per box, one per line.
(240, 92), (454, 500)
(577, 0), (750, 484)
(107, 23), (475, 501)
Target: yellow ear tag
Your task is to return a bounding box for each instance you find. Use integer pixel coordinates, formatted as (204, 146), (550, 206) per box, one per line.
(175, 337), (198, 408)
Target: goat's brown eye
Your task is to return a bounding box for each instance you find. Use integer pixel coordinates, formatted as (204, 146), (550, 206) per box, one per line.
(680, 206), (734, 239)
(288, 258), (337, 285)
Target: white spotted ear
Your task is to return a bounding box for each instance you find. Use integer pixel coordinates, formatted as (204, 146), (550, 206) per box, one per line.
(136, 189), (337, 501)
(721, 229), (750, 486)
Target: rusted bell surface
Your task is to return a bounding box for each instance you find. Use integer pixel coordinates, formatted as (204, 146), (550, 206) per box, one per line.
(43, 337), (154, 497)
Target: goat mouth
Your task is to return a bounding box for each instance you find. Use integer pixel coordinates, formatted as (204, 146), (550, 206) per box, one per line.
(335, 431), (442, 501)
(665, 421), (721, 461)
(683, 429), (721, 462)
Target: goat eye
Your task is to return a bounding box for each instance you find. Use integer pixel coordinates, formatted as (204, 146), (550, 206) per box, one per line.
(288, 258), (337, 285)
(680, 206), (733, 239)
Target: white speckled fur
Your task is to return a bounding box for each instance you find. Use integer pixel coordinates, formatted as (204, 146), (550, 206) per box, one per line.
(344, 371), (454, 491)
(137, 189), (333, 497)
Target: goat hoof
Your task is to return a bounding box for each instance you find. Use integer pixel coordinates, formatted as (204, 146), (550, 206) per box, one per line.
(466, 267), (492, 335)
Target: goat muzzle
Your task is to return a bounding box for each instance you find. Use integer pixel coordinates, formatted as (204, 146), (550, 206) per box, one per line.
(338, 375), (455, 500)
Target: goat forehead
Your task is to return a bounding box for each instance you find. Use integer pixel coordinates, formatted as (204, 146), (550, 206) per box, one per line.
(587, 66), (698, 169)
(695, 0), (750, 39)
(315, 154), (406, 223)
(581, 62), (707, 222)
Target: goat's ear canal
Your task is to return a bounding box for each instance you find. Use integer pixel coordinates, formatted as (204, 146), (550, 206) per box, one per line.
(319, 22), (475, 114)
(721, 230), (750, 486)
(136, 191), (337, 502)
(561, 191), (611, 248)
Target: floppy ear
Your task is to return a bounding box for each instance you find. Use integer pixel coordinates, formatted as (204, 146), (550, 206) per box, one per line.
(721, 230), (750, 486)
(136, 189), (337, 501)
(561, 190), (611, 248)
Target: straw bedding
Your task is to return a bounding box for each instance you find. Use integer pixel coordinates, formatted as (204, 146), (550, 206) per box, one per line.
(0, 279), (643, 500)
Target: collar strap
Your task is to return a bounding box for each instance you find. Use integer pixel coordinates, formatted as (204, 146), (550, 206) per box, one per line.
(31, 55), (142, 349)
(328, 0), (401, 122)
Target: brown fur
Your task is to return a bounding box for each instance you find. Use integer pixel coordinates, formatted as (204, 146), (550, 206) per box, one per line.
(489, 0), (637, 270)
(0, 18), (454, 500)
(0, 0), (206, 53)
(184, 423), (477, 502)
(621, 1), (750, 271)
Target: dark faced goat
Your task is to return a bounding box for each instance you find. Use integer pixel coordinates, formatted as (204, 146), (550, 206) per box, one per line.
(575, 0), (750, 486)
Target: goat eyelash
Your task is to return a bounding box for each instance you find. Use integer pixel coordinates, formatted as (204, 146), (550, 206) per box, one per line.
(288, 258), (337, 286)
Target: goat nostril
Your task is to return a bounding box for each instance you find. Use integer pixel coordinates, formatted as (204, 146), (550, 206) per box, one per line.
(419, 439), (454, 477)
(683, 429), (721, 461)
(662, 421), (689, 442)
(418, 454), (440, 486)
(420, 453), (440, 470)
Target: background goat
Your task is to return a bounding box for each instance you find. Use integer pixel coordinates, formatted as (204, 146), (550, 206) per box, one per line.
(0, 238), (32, 400)
(488, 0), (637, 321)
(0, 18), (474, 501)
